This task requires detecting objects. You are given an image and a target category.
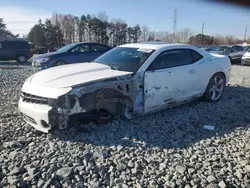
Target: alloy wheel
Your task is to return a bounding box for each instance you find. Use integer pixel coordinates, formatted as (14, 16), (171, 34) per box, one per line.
(209, 75), (225, 101)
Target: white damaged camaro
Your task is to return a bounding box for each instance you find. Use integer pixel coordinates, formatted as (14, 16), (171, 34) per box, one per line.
(18, 42), (231, 133)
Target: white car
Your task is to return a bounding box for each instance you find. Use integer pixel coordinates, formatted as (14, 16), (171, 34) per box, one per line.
(241, 48), (250, 65)
(18, 42), (231, 133)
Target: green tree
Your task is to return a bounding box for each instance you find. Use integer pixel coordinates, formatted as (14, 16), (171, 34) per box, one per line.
(132, 24), (141, 43)
(189, 34), (214, 45)
(79, 15), (86, 42)
(44, 19), (56, 49)
(54, 23), (64, 48)
(27, 19), (46, 47)
(0, 18), (15, 38)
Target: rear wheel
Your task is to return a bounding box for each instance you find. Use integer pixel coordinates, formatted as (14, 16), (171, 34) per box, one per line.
(17, 55), (27, 63)
(203, 73), (226, 102)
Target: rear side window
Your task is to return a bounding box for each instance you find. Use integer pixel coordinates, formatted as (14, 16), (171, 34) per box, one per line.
(0, 43), (2, 48)
(148, 49), (202, 70)
(191, 50), (203, 62)
(236, 46), (244, 51)
(2, 41), (29, 49)
(15, 42), (29, 49)
(231, 46), (238, 52)
(2, 42), (13, 49)
(91, 44), (109, 52)
(71, 44), (90, 53)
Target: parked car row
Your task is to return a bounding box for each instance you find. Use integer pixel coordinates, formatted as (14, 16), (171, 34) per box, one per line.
(199, 44), (250, 65)
(0, 38), (249, 67)
(209, 45), (245, 62)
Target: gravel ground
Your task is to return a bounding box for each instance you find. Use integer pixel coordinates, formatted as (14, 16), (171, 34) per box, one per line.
(1, 64), (250, 188)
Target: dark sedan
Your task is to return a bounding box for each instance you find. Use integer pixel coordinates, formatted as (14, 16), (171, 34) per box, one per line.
(32, 42), (112, 70)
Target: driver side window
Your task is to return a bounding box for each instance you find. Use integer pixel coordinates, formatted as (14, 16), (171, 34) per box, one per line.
(148, 49), (194, 70)
(71, 44), (90, 53)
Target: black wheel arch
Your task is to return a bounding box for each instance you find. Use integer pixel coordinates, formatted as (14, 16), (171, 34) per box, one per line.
(52, 59), (67, 66)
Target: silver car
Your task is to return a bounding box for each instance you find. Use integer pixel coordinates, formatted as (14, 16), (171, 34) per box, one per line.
(210, 45), (245, 62)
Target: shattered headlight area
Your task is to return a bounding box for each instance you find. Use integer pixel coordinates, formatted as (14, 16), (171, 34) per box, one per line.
(48, 98), (57, 107)
(55, 95), (76, 109)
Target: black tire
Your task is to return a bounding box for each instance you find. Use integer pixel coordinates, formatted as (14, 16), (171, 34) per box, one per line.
(53, 60), (66, 67)
(16, 55), (28, 63)
(203, 73), (226, 102)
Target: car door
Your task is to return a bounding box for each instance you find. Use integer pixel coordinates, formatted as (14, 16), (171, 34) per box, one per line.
(230, 46), (239, 60)
(236, 46), (244, 59)
(144, 49), (204, 113)
(66, 43), (92, 63)
(89, 44), (110, 61)
(0, 42), (14, 60)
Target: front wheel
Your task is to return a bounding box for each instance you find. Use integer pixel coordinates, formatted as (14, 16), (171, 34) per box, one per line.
(203, 73), (226, 102)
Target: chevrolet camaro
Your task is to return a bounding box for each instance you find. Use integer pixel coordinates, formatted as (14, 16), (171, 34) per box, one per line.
(18, 42), (231, 133)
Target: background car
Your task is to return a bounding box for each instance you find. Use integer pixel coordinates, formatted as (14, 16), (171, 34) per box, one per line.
(0, 38), (32, 63)
(243, 45), (250, 52)
(32, 42), (112, 70)
(241, 48), (250, 65)
(210, 45), (245, 63)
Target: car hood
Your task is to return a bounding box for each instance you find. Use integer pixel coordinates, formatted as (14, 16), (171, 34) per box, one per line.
(210, 51), (225, 55)
(35, 52), (60, 59)
(22, 63), (133, 98)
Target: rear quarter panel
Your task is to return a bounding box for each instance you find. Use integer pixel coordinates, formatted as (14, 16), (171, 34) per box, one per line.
(189, 52), (231, 95)
(206, 53), (231, 84)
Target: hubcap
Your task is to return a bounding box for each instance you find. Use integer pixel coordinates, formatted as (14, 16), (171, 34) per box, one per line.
(209, 75), (224, 101)
(19, 56), (26, 63)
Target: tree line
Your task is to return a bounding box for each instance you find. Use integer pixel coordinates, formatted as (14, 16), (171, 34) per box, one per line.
(0, 13), (249, 51)
(0, 18), (18, 39)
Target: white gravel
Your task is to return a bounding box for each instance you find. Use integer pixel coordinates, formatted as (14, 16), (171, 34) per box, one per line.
(1, 64), (250, 187)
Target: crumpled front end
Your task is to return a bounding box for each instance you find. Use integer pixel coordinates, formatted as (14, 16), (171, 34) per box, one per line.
(18, 96), (52, 133)
(18, 64), (135, 133)
(18, 91), (69, 133)
(18, 80), (72, 133)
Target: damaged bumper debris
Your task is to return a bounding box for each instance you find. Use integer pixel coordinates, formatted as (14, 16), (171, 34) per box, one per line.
(18, 80), (133, 133)
(18, 92), (68, 133)
(18, 92), (118, 133)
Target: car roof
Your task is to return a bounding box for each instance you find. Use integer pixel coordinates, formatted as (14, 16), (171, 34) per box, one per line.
(219, 45), (243, 47)
(119, 42), (189, 50)
(0, 38), (27, 42)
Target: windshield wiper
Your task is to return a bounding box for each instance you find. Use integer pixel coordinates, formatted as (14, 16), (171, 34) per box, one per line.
(108, 64), (120, 70)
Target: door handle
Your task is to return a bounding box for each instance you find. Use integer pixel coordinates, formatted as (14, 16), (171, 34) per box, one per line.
(189, 69), (195, 74)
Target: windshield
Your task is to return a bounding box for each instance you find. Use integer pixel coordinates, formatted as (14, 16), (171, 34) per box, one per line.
(56, 43), (78, 53)
(94, 47), (155, 72)
(214, 46), (230, 52)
